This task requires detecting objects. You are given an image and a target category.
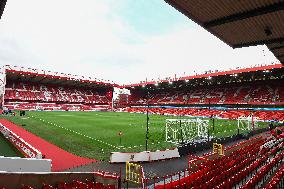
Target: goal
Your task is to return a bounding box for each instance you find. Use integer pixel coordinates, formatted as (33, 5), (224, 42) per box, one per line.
(237, 115), (258, 132)
(165, 118), (209, 144)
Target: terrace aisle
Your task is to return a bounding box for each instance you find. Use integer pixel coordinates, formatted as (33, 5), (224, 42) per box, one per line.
(0, 119), (96, 171)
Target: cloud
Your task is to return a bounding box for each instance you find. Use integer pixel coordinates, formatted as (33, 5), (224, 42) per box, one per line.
(0, 0), (279, 85)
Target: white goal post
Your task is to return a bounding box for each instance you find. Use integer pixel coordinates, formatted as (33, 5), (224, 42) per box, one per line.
(165, 118), (209, 144)
(237, 115), (259, 131)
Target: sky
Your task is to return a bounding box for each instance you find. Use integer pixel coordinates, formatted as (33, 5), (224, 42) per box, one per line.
(0, 0), (279, 85)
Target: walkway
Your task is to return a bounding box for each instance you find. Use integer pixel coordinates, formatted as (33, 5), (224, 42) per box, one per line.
(0, 119), (96, 171)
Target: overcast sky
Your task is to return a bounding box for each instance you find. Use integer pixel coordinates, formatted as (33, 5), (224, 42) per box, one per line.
(0, 0), (279, 84)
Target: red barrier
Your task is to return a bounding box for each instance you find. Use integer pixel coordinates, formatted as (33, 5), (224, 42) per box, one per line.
(0, 123), (42, 158)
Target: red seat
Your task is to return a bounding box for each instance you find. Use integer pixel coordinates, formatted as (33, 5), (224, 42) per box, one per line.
(42, 184), (55, 189)
(21, 186), (34, 189)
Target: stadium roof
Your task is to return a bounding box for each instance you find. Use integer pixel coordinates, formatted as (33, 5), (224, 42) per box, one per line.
(0, 0), (7, 20)
(124, 63), (283, 87)
(5, 65), (118, 88)
(165, 0), (284, 64)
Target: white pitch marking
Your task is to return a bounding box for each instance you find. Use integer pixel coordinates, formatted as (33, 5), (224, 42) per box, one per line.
(31, 116), (122, 150)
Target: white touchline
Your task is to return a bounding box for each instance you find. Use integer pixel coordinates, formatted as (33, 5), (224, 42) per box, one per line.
(31, 116), (122, 150)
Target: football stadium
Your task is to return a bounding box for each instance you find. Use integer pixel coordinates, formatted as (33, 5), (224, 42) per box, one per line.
(0, 0), (284, 189)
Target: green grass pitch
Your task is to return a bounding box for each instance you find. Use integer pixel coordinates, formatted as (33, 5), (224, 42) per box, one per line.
(2, 111), (268, 161)
(0, 134), (23, 157)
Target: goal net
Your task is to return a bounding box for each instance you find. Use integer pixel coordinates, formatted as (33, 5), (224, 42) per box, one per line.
(165, 118), (209, 144)
(237, 115), (259, 132)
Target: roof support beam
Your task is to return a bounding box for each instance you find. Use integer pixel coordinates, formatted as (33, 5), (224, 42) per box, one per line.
(277, 55), (284, 65)
(0, 0), (7, 20)
(233, 37), (284, 48)
(204, 2), (284, 27)
(270, 45), (284, 50)
(49, 78), (63, 84)
(38, 78), (47, 83)
(53, 79), (66, 85)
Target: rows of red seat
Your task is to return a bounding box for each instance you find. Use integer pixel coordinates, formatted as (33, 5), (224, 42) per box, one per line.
(221, 139), (282, 188)
(126, 107), (284, 121)
(240, 148), (284, 188)
(15, 179), (116, 189)
(129, 82), (284, 105)
(155, 137), (266, 188)
(4, 102), (110, 111)
(155, 135), (284, 189)
(264, 162), (284, 188)
(4, 81), (112, 105)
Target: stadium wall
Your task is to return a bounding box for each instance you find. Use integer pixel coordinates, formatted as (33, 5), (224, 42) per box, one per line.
(129, 105), (284, 111)
(110, 148), (180, 163)
(0, 156), (51, 172)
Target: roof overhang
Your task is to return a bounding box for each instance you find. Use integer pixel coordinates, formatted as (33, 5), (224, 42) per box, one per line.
(5, 69), (118, 89)
(0, 0), (7, 20)
(165, 0), (284, 64)
(124, 63), (283, 88)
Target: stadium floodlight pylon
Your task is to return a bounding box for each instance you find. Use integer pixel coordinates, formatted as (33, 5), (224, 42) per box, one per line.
(165, 118), (209, 144)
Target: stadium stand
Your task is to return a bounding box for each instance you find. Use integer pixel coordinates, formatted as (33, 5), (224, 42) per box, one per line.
(154, 133), (284, 188)
(125, 107), (284, 122)
(263, 163), (284, 189)
(4, 81), (112, 110)
(1, 0), (284, 188)
(128, 81), (284, 105)
(1, 66), (283, 188)
(0, 171), (120, 189)
(3, 65), (115, 111)
(20, 180), (116, 189)
(1, 179), (117, 189)
(5, 81), (111, 103)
